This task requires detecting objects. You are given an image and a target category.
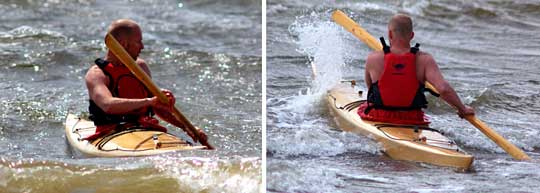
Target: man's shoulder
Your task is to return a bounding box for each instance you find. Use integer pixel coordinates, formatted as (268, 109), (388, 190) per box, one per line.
(135, 58), (150, 69)
(416, 51), (437, 69)
(86, 64), (107, 81)
(367, 50), (384, 60)
(365, 51), (384, 69)
(416, 50), (433, 58)
(135, 58), (152, 75)
(136, 58), (147, 65)
(87, 64), (102, 73)
(369, 50), (384, 56)
(416, 51), (435, 62)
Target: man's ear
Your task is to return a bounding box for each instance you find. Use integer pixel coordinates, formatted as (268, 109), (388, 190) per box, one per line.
(410, 31), (414, 40)
(388, 31), (393, 40)
(119, 38), (129, 49)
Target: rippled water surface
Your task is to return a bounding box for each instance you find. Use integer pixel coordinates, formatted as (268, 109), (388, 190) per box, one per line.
(267, 0), (540, 192)
(0, 0), (261, 192)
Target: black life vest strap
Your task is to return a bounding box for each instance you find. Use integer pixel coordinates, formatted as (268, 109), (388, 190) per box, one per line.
(94, 58), (115, 96)
(380, 37), (421, 54)
(410, 43), (420, 54)
(364, 103), (425, 115)
(365, 82), (432, 114)
(88, 100), (140, 126)
(95, 58), (109, 69)
(380, 37), (390, 54)
(364, 83), (439, 115)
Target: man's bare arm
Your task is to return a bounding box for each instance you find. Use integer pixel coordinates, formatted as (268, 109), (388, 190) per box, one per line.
(422, 53), (472, 115)
(364, 52), (380, 89)
(86, 65), (154, 114)
(364, 64), (372, 89)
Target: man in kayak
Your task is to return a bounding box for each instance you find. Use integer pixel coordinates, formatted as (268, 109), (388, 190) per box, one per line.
(84, 19), (208, 142)
(359, 14), (475, 124)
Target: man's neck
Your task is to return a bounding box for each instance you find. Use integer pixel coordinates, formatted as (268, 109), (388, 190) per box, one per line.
(389, 39), (411, 53)
(105, 52), (123, 66)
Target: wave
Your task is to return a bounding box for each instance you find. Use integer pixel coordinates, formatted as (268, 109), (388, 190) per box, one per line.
(470, 85), (540, 114)
(0, 156), (261, 193)
(0, 26), (66, 41)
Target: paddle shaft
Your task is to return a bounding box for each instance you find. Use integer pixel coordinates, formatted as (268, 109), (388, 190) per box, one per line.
(332, 10), (530, 160)
(104, 33), (214, 149)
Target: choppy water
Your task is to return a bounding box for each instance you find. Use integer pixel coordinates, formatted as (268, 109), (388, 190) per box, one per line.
(0, 0), (261, 192)
(267, 0), (540, 192)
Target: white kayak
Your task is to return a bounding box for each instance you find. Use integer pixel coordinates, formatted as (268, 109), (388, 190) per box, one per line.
(64, 114), (206, 157)
(327, 82), (474, 169)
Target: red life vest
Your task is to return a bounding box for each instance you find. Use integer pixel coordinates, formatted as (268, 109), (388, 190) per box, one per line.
(101, 61), (150, 100)
(86, 58), (166, 141)
(88, 58), (153, 126)
(359, 37), (430, 125)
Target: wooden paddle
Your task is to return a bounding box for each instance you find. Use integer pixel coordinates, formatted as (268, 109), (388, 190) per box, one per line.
(332, 10), (530, 160)
(104, 33), (214, 150)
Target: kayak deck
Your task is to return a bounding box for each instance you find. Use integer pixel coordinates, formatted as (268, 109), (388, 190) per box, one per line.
(64, 114), (206, 157)
(327, 83), (473, 169)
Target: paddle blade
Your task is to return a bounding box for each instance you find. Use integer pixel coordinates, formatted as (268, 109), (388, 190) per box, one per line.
(332, 10), (382, 51)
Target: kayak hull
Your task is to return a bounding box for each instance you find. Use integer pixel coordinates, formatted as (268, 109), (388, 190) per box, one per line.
(64, 114), (205, 157)
(327, 83), (473, 169)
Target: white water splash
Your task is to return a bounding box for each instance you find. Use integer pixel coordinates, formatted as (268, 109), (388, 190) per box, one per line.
(149, 156), (261, 193)
(289, 11), (348, 94)
(267, 11), (381, 158)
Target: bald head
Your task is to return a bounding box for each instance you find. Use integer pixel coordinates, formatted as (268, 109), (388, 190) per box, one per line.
(107, 19), (141, 41)
(388, 14), (413, 39)
(106, 19), (144, 60)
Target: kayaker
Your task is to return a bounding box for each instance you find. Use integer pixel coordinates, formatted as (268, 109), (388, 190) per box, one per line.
(84, 19), (208, 142)
(359, 14), (475, 124)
